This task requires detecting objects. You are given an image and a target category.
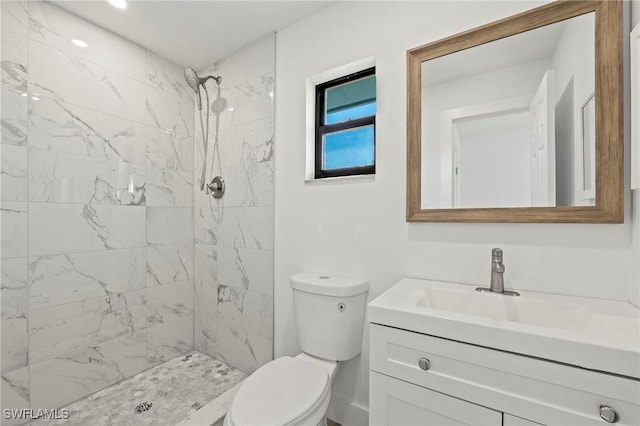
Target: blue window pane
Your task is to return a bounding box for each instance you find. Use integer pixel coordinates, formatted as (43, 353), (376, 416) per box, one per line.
(326, 102), (376, 125)
(323, 126), (374, 170)
(325, 75), (376, 125)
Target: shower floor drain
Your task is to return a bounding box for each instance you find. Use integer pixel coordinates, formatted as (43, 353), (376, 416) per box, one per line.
(134, 401), (153, 414)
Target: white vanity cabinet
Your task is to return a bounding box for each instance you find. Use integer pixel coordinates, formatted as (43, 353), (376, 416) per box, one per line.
(369, 324), (640, 426)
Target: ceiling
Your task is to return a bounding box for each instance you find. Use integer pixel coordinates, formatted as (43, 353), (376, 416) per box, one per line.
(422, 16), (572, 87)
(52, 0), (332, 70)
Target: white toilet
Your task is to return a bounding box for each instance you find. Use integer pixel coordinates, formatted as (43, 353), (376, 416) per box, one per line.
(224, 272), (369, 426)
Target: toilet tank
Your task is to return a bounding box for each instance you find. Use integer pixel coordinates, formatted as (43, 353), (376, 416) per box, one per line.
(291, 273), (369, 361)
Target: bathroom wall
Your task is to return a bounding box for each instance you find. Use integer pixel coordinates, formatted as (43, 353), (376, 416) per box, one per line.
(274, 1), (633, 424)
(1, 1), (194, 419)
(551, 12), (596, 207)
(193, 35), (275, 375)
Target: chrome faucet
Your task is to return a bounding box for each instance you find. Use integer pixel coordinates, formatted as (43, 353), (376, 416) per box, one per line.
(490, 248), (505, 293)
(476, 248), (519, 296)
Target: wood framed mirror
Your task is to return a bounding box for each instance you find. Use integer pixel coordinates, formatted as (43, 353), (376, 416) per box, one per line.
(407, 0), (622, 223)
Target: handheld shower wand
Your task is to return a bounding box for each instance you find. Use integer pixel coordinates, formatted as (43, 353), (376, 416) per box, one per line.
(184, 67), (224, 196)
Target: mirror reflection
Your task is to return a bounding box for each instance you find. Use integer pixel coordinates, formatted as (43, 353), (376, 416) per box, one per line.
(421, 12), (595, 209)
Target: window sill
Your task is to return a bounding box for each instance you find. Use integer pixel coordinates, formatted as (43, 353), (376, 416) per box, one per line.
(305, 174), (375, 185)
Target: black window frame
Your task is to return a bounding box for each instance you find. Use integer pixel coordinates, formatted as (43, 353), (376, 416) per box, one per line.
(315, 67), (376, 179)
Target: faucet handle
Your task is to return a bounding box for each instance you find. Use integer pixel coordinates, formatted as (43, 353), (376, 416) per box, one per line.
(492, 248), (503, 258)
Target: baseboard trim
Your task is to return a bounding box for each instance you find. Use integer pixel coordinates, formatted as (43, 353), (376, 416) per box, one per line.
(327, 394), (368, 426)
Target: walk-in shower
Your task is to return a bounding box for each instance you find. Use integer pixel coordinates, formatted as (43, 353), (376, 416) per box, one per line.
(184, 67), (226, 198)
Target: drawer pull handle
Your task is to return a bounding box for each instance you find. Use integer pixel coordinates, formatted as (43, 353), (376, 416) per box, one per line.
(418, 357), (431, 371)
(599, 405), (618, 423)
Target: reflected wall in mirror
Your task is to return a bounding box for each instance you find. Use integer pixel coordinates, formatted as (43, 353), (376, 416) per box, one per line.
(422, 13), (594, 209)
(579, 93), (596, 200)
(407, 0), (622, 223)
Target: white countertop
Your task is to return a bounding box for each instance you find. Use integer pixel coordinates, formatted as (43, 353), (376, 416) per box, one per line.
(368, 278), (640, 379)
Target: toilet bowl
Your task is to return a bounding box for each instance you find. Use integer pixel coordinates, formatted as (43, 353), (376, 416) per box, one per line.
(224, 354), (338, 426)
(224, 273), (368, 426)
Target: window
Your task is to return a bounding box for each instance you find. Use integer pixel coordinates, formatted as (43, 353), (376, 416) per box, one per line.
(315, 67), (376, 178)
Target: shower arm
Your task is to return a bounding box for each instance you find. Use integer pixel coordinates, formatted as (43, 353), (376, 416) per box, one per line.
(200, 75), (222, 86)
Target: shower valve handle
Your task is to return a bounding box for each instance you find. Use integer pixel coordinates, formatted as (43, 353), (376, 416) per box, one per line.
(207, 176), (225, 199)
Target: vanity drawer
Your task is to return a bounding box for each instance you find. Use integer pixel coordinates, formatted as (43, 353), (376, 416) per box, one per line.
(370, 371), (502, 426)
(370, 324), (640, 426)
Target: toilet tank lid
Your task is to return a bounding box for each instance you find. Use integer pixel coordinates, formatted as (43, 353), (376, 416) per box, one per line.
(290, 272), (369, 297)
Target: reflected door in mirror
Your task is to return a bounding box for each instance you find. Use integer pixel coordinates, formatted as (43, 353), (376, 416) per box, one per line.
(421, 13), (595, 210)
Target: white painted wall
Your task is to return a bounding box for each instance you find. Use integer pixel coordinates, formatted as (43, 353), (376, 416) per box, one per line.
(551, 13), (595, 206)
(274, 1), (633, 424)
(552, 13), (595, 107)
(555, 79), (575, 206)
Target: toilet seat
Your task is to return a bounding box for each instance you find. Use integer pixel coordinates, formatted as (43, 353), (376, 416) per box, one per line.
(226, 356), (330, 426)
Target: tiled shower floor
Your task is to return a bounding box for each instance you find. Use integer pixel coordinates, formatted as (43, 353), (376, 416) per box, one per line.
(32, 351), (247, 426)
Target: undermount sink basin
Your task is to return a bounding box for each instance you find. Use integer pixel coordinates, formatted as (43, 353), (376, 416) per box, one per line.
(417, 286), (582, 329)
(368, 278), (640, 379)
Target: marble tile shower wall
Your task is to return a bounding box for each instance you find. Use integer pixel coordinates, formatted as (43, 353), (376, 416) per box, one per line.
(0, 1), (195, 420)
(193, 35), (275, 374)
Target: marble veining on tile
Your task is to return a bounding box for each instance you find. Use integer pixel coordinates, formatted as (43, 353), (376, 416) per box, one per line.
(31, 351), (246, 426)
(1, 86), (28, 146)
(217, 246), (273, 295)
(1, 144), (28, 202)
(29, 290), (146, 364)
(28, 0), (146, 81)
(217, 285), (271, 339)
(216, 322), (271, 375)
(1, 316), (28, 373)
(1, 367), (30, 426)
(146, 207), (193, 246)
(146, 127), (193, 172)
(194, 244), (218, 355)
(146, 280), (194, 366)
(1, 1), (29, 37)
(28, 203), (146, 256)
(195, 206), (273, 250)
(145, 86), (193, 136)
(29, 96), (146, 165)
(1, 257), (28, 318)
(218, 118), (273, 168)
(145, 166), (192, 207)
(1, 201), (28, 259)
(145, 51), (192, 102)
(1, 30), (28, 91)
(28, 149), (146, 206)
(29, 248), (146, 310)
(28, 40), (146, 124)
(29, 332), (147, 410)
(146, 244), (193, 286)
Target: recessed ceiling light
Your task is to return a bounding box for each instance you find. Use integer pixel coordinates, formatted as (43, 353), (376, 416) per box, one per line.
(72, 39), (88, 48)
(107, 0), (127, 9)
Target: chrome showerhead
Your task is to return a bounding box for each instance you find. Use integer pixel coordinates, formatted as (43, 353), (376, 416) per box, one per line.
(184, 67), (200, 90)
(184, 67), (202, 110)
(184, 67), (223, 111)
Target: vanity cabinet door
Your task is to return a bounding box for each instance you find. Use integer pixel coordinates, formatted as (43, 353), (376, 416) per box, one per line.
(504, 414), (545, 426)
(370, 372), (502, 426)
